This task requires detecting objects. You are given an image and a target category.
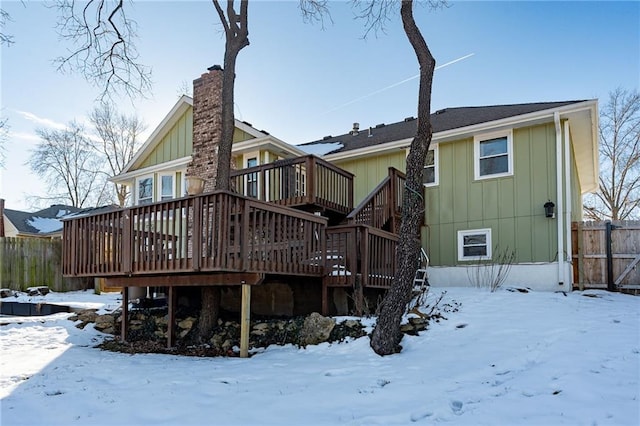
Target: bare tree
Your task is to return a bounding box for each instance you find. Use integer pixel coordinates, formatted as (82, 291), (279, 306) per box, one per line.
(195, 0), (250, 340)
(584, 88), (640, 220)
(0, 8), (14, 46)
(211, 0), (249, 191)
(90, 102), (146, 206)
(29, 122), (107, 208)
(368, 0), (438, 356)
(53, 0), (152, 100)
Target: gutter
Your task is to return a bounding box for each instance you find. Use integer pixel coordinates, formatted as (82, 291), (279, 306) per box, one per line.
(554, 112), (565, 287)
(564, 120), (573, 284)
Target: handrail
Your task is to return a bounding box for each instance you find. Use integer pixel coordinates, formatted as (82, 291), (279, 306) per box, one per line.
(62, 190), (327, 278)
(345, 167), (405, 232)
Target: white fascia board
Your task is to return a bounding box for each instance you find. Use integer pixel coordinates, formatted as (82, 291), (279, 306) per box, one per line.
(233, 135), (307, 157)
(121, 96), (193, 174)
(324, 100), (598, 163)
(111, 156), (192, 185)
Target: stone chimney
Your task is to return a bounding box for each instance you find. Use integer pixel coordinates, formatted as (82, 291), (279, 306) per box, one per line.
(186, 65), (224, 193)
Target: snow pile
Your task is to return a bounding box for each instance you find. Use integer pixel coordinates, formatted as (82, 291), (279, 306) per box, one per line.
(0, 288), (638, 425)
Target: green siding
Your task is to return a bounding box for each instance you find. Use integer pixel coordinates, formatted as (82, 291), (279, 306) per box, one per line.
(423, 123), (562, 266)
(141, 108), (193, 168)
(334, 151), (406, 205)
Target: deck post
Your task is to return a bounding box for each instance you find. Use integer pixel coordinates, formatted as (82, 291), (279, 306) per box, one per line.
(167, 286), (176, 348)
(321, 281), (328, 316)
(121, 286), (129, 342)
(240, 284), (251, 358)
(354, 274), (363, 316)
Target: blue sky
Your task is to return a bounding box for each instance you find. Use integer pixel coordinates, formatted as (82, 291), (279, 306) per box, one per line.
(1, 1), (638, 211)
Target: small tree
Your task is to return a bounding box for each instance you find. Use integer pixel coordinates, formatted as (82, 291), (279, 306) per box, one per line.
(90, 102), (146, 206)
(584, 88), (640, 220)
(29, 122), (107, 208)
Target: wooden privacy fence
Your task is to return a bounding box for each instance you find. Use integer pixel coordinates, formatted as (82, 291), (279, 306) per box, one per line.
(0, 237), (92, 292)
(571, 221), (640, 291)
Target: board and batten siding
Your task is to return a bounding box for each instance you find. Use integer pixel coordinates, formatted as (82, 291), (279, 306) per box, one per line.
(425, 122), (569, 266)
(141, 108), (193, 169)
(334, 151), (407, 206)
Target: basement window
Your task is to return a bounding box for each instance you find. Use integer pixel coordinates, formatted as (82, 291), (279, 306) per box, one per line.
(458, 228), (492, 261)
(474, 130), (513, 180)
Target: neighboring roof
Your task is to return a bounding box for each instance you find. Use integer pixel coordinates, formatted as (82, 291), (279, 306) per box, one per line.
(300, 101), (587, 155)
(4, 204), (120, 236)
(4, 205), (83, 236)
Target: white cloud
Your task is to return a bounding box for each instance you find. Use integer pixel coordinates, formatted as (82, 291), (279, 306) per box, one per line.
(15, 110), (67, 130)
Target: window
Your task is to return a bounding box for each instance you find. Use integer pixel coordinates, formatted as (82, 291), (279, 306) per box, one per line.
(458, 228), (492, 261)
(159, 174), (174, 201)
(137, 176), (153, 205)
(423, 145), (438, 187)
(246, 157), (258, 198)
(474, 130), (513, 180)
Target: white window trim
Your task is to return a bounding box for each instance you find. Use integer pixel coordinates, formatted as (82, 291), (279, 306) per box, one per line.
(423, 144), (439, 187)
(457, 228), (492, 261)
(136, 174), (154, 205)
(157, 172), (176, 201)
(474, 129), (513, 181)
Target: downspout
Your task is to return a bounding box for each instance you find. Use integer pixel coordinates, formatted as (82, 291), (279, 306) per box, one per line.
(554, 112), (564, 286)
(564, 121), (572, 285)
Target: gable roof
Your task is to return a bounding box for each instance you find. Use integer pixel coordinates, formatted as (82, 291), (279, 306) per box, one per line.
(4, 204), (120, 236)
(301, 101), (587, 155)
(4, 205), (84, 236)
(300, 100), (599, 193)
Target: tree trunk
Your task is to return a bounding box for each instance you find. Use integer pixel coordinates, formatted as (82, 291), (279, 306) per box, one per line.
(370, 0), (436, 356)
(197, 286), (221, 340)
(198, 0), (249, 340)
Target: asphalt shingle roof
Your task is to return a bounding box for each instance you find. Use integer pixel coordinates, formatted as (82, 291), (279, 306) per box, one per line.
(300, 101), (586, 155)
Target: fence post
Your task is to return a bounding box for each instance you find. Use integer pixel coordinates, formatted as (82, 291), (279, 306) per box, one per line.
(605, 221), (615, 291)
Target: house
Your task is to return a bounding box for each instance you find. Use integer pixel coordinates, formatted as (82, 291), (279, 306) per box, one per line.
(301, 100), (599, 291)
(2, 204), (85, 238)
(60, 65), (598, 352)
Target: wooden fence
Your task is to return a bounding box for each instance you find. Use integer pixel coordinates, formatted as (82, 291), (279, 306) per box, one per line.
(571, 221), (640, 291)
(0, 237), (92, 292)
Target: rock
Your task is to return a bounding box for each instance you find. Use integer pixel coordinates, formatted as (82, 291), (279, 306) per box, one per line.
(0, 289), (16, 298)
(27, 286), (50, 296)
(178, 318), (195, 330)
(299, 312), (335, 346)
(344, 319), (360, 328)
(94, 314), (115, 331)
(73, 309), (98, 323)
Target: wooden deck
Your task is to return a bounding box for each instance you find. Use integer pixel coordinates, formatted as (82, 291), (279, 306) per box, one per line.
(230, 155), (354, 222)
(63, 190), (327, 282)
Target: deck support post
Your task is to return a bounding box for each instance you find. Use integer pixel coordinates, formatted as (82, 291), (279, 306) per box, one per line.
(121, 286), (129, 342)
(354, 274), (363, 316)
(167, 286), (176, 348)
(321, 281), (328, 316)
(240, 284), (251, 358)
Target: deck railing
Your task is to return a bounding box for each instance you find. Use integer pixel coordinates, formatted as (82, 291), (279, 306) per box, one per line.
(230, 155), (354, 215)
(345, 167), (405, 233)
(62, 190), (327, 278)
(325, 224), (398, 289)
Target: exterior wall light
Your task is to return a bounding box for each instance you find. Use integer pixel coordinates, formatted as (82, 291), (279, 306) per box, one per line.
(544, 200), (555, 218)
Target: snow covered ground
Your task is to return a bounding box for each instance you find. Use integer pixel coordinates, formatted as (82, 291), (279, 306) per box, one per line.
(1, 287), (638, 425)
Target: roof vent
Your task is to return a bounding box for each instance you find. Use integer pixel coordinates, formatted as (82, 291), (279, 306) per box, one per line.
(435, 108), (446, 115)
(323, 135), (332, 140)
(404, 116), (415, 122)
(375, 123), (385, 129)
(351, 122), (360, 135)
(368, 127), (373, 137)
(242, 120), (253, 127)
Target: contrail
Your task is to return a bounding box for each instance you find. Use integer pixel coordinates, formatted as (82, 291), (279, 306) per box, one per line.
(322, 53), (475, 115)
